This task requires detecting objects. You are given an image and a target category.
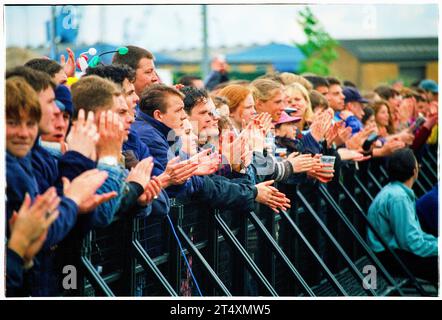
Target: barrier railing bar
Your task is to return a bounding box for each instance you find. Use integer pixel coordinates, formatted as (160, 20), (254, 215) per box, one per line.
(80, 256), (115, 297)
(353, 175), (375, 201)
(247, 211), (316, 296)
(296, 189), (377, 296)
(416, 162), (435, 190)
(414, 178), (428, 197)
(132, 239), (178, 296)
(423, 149), (437, 168)
(366, 168), (383, 192)
(421, 157), (437, 181)
(277, 210), (348, 296)
(213, 211), (278, 296)
(319, 184), (405, 296)
(207, 209), (220, 296)
(176, 225), (232, 296)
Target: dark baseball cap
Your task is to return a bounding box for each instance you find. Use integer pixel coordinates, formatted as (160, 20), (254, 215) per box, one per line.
(54, 84), (74, 117)
(343, 86), (368, 104)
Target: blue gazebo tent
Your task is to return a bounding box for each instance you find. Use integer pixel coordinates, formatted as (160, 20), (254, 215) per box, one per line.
(226, 43), (305, 73)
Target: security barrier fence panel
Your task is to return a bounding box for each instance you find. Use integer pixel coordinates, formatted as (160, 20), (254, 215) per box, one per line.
(63, 146), (437, 297)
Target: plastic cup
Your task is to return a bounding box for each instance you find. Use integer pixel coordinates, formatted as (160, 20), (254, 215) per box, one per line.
(320, 155), (336, 166)
(275, 147), (287, 159)
(320, 156), (336, 177)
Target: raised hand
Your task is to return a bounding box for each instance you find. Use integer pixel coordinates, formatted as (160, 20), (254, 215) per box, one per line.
(137, 177), (163, 206)
(423, 112), (438, 130)
(79, 191), (118, 214)
(325, 122), (340, 148)
(221, 131), (250, 168)
(310, 109), (333, 142)
(345, 124), (376, 151)
(62, 169), (109, 213)
(337, 148), (371, 162)
(373, 139), (406, 157)
(336, 125), (353, 146)
(255, 180), (291, 213)
(195, 156), (220, 176)
(126, 157), (154, 187)
(240, 143), (253, 169)
(60, 47), (76, 78)
(396, 129), (415, 145)
(66, 109), (99, 160)
(397, 97), (415, 124)
(157, 157), (198, 188)
(96, 110), (125, 160)
(286, 152), (315, 173)
(252, 112), (273, 136)
(8, 188), (60, 263)
(307, 154), (335, 183)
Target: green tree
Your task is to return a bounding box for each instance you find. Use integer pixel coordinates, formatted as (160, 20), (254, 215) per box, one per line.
(296, 6), (339, 76)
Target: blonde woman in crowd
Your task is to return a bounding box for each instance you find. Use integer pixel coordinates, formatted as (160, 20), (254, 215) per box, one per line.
(284, 82), (314, 132)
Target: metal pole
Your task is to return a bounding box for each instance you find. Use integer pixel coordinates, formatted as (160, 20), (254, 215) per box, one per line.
(50, 6), (57, 60)
(99, 6), (106, 44)
(201, 5), (209, 79)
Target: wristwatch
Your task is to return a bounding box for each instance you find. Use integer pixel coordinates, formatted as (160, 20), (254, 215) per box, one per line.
(98, 156), (118, 166)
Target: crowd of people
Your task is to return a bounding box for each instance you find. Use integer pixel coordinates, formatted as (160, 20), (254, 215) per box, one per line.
(5, 44), (439, 296)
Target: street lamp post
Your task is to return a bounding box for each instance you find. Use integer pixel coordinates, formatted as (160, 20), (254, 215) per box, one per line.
(201, 5), (209, 80)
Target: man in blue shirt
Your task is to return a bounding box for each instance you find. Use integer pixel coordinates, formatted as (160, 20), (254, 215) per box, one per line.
(339, 87), (368, 135)
(367, 148), (438, 285)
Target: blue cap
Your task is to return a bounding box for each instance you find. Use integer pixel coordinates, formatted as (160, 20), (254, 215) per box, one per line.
(419, 79), (438, 93)
(343, 86), (368, 104)
(55, 100), (66, 112)
(54, 84), (74, 117)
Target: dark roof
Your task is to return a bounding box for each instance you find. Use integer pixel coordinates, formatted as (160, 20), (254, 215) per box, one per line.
(226, 43), (305, 72)
(338, 37), (438, 62)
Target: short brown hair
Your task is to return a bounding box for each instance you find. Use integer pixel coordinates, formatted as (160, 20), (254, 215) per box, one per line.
(6, 66), (56, 92)
(112, 45), (154, 70)
(71, 75), (120, 118)
(6, 76), (41, 123)
(374, 85), (399, 100)
(25, 58), (63, 77)
(139, 84), (184, 117)
(326, 77), (342, 86)
(309, 90), (329, 110)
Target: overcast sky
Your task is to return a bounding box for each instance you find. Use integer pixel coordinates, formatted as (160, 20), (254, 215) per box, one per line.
(5, 4), (439, 51)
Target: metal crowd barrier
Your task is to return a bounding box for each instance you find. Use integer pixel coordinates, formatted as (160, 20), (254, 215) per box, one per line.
(66, 146), (437, 297)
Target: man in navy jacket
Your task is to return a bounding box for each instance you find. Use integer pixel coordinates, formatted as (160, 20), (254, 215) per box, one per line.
(5, 75), (108, 296)
(132, 84), (284, 213)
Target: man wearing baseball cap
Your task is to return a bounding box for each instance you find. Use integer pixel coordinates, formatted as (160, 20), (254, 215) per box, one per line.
(339, 86), (369, 135)
(419, 79), (438, 102)
(40, 84), (74, 156)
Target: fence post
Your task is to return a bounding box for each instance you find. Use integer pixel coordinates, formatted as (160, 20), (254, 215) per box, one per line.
(206, 208), (220, 295)
(119, 217), (137, 295)
(257, 204), (276, 291)
(168, 199), (183, 294)
(231, 210), (248, 295)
